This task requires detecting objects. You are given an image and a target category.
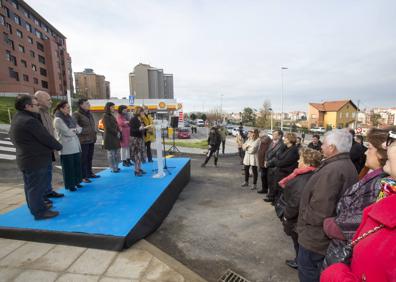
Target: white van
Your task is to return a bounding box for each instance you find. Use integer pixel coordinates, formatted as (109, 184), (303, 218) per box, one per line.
(196, 119), (205, 127)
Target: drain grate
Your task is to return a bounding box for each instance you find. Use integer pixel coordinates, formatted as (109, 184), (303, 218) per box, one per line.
(218, 269), (251, 282)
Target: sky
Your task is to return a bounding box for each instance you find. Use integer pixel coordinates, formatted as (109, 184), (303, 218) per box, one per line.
(27, 0), (396, 113)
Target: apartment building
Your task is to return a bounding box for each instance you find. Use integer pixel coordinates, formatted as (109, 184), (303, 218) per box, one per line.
(74, 68), (110, 99)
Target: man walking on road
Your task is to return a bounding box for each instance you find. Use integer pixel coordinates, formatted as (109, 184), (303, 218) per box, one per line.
(10, 95), (63, 220)
(35, 91), (64, 199)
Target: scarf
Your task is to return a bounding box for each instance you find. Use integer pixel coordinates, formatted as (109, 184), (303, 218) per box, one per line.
(78, 107), (91, 118)
(55, 111), (77, 129)
(377, 177), (396, 202)
(279, 166), (316, 188)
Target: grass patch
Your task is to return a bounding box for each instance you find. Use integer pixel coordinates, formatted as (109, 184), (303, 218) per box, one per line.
(0, 97), (16, 124)
(165, 139), (208, 149)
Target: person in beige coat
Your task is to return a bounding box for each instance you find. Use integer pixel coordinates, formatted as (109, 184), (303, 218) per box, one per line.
(241, 129), (261, 189)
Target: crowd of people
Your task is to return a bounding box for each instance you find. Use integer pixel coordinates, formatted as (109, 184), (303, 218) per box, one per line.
(9, 93), (155, 220)
(229, 124), (396, 281)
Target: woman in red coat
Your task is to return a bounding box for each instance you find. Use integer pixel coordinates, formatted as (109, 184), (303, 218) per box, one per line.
(116, 105), (132, 167)
(321, 131), (396, 281)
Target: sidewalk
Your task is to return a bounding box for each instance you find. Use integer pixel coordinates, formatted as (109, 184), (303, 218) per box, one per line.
(0, 124), (10, 133)
(0, 184), (206, 282)
(165, 136), (238, 155)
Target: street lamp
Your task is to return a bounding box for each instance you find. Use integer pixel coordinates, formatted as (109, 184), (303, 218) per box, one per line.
(281, 66), (288, 131)
(269, 107), (273, 132)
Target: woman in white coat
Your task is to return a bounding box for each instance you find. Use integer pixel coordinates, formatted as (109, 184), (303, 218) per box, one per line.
(53, 101), (83, 192)
(242, 129), (261, 189)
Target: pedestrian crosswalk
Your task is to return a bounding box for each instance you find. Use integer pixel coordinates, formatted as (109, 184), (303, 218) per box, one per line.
(0, 133), (16, 161)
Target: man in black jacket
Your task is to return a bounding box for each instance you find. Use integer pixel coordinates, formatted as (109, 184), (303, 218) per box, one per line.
(264, 130), (285, 203)
(9, 95), (63, 220)
(201, 127), (222, 167)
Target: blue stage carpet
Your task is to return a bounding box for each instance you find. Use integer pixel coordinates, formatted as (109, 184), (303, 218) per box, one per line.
(0, 158), (190, 238)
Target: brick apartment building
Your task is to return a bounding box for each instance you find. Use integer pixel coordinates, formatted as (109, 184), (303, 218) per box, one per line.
(0, 0), (73, 97)
(75, 68), (110, 99)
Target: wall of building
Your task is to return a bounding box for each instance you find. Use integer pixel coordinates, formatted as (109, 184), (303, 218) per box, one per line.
(336, 103), (357, 128)
(323, 112), (337, 129)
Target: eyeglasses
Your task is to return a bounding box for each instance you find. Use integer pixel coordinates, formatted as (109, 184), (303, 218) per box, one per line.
(386, 131), (396, 147)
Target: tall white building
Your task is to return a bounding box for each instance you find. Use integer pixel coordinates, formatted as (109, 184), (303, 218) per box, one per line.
(129, 63), (174, 99)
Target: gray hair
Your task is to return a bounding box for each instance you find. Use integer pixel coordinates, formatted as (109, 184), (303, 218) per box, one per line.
(324, 129), (352, 153)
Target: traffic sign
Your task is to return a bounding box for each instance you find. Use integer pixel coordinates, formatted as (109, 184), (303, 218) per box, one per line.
(129, 95), (135, 105)
(356, 127), (362, 134)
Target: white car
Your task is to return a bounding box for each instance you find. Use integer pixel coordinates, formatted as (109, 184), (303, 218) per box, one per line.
(196, 119), (205, 127)
(310, 127), (326, 134)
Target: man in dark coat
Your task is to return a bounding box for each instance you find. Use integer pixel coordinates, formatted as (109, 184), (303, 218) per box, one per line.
(296, 129), (358, 282)
(9, 95), (63, 220)
(73, 98), (99, 183)
(257, 134), (272, 193)
(349, 129), (366, 174)
(307, 134), (322, 152)
(201, 127), (222, 167)
(263, 130), (285, 203)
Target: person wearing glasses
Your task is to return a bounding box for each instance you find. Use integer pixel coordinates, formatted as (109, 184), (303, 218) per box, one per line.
(9, 94), (63, 220)
(320, 130), (396, 282)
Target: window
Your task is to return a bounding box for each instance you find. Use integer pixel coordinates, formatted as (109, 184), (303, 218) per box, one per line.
(34, 18), (39, 26)
(35, 30), (42, 39)
(5, 50), (17, 65)
(11, 0), (18, 9)
(8, 68), (19, 81)
(41, 80), (48, 89)
(13, 14), (20, 25)
(25, 22), (31, 32)
(39, 67), (47, 76)
(23, 74), (29, 81)
(31, 64), (37, 71)
(18, 44), (24, 52)
(346, 112), (349, 119)
(38, 55), (45, 64)
(352, 112), (356, 118)
(4, 7), (10, 18)
(33, 77), (38, 84)
(339, 112), (343, 118)
(5, 23), (12, 34)
(36, 42), (44, 51)
(29, 50), (35, 58)
(27, 36), (33, 44)
(0, 14), (4, 26)
(22, 8), (29, 18)
(311, 114), (317, 119)
(16, 29), (22, 38)
(21, 59), (27, 67)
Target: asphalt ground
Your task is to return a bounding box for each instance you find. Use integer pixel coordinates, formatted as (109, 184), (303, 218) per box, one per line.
(147, 153), (297, 282)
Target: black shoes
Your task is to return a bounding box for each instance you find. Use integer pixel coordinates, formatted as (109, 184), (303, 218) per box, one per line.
(112, 168), (120, 173)
(257, 189), (267, 194)
(76, 184), (83, 188)
(263, 197), (273, 203)
(88, 174), (100, 178)
(67, 187), (77, 192)
(285, 259), (298, 269)
(122, 160), (131, 167)
(201, 163), (206, 168)
(35, 210), (59, 220)
(134, 171), (143, 177)
(139, 169), (146, 174)
(82, 178), (92, 183)
(47, 191), (64, 198)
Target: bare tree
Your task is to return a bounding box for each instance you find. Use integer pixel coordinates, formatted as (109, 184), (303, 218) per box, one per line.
(256, 100), (272, 129)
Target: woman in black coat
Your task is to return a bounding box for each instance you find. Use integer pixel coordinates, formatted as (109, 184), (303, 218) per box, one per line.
(103, 102), (121, 173)
(270, 132), (300, 202)
(279, 147), (322, 269)
(129, 107), (147, 176)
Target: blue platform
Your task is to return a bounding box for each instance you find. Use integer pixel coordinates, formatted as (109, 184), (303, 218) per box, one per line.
(0, 157), (190, 250)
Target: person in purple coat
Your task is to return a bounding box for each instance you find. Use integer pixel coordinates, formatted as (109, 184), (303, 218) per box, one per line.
(116, 105), (132, 167)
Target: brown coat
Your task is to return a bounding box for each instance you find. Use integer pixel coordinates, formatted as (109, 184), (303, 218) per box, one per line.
(297, 153), (358, 255)
(73, 108), (97, 144)
(257, 136), (272, 168)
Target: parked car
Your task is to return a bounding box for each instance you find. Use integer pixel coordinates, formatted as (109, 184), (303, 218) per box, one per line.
(232, 128), (248, 137)
(196, 119), (205, 127)
(184, 121), (190, 127)
(226, 125), (234, 135)
(177, 128), (191, 139)
(310, 127), (326, 134)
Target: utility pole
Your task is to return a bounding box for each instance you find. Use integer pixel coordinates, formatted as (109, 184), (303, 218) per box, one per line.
(281, 67), (288, 130)
(354, 100), (360, 129)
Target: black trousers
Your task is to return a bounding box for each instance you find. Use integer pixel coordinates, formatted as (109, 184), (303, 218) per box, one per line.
(204, 149), (218, 165)
(244, 165), (258, 184)
(238, 148), (245, 164)
(260, 167), (268, 192)
(61, 153), (82, 190)
(81, 142), (95, 178)
(145, 141), (152, 162)
(267, 167), (277, 200)
(221, 140), (226, 154)
(22, 165), (50, 217)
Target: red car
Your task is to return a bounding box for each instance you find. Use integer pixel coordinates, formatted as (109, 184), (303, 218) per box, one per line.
(177, 128), (191, 139)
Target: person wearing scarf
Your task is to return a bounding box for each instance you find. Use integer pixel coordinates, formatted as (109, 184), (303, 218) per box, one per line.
(320, 130), (396, 281)
(322, 127), (392, 271)
(53, 101), (82, 192)
(279, 147), (322, 269)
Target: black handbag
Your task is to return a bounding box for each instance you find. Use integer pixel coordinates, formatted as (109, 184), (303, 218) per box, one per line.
(322, 224), (384, 270)
(274, 196), (287, 220)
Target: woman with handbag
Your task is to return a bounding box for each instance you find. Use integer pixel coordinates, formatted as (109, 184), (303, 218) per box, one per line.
(129, 107), (147, 176)
(322, 127), (395, 270)
(278, 147), (322, 269)
(103, 102), (121, 173)
(241, 129), (261, 189)
(116, 105), (132, 167)
(320, 130), (396, 281)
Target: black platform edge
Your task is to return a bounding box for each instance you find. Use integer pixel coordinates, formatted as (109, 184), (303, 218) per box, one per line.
(0, 159), (191, 251)
(124, 159), (191, 248)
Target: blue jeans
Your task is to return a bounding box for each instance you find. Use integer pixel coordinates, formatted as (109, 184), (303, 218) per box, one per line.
(297, 244), (325, 282)
(22, 166), (50, 217)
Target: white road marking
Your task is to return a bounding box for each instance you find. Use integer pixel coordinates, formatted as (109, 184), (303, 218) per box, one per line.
(0, 154), (16, 160)
(0, 140), (13, 145)
(0, 146), (16, 152)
